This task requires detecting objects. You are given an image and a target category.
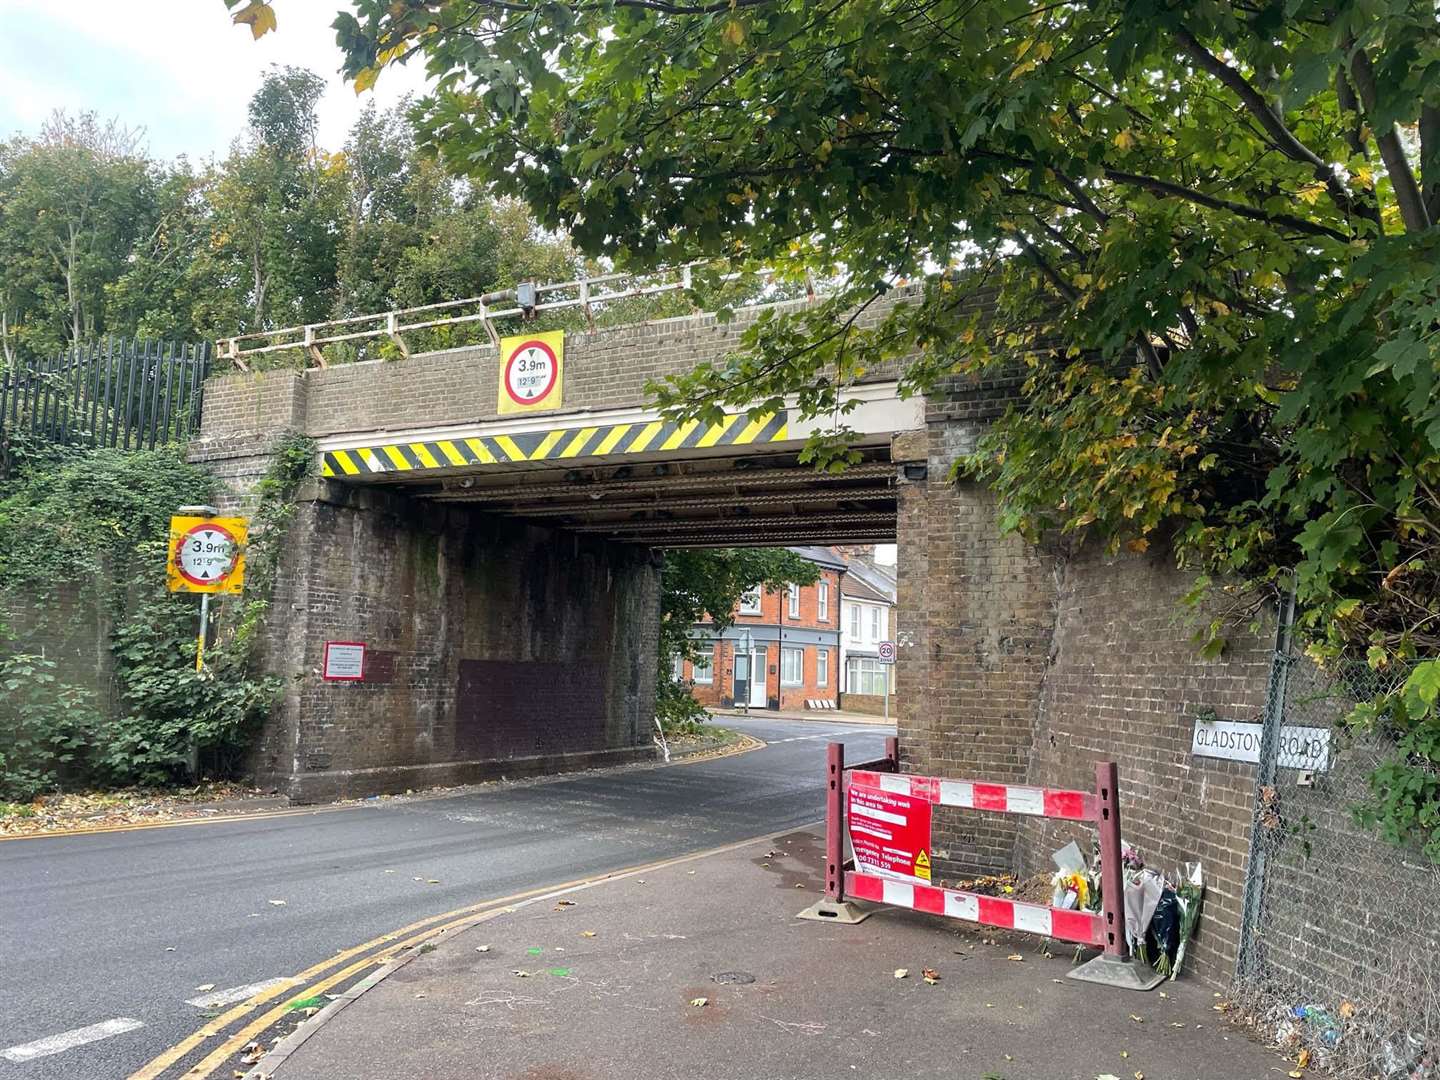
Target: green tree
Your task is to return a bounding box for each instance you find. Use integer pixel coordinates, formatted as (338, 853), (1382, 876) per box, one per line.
(657, 548), (817, 730)
(291, 0), (1440, 846)
(195, 67), (348, 336)
(0, 112), (156, 360)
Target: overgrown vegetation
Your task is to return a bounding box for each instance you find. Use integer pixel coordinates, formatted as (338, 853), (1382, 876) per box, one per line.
(312, 0), (1440, 857)
(657, 548), (818, 734)
(0, 446), (286, 800)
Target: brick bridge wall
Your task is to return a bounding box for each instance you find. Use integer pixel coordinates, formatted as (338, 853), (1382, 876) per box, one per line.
(254, 481), (660, 802)
(892, 377), (1275, 985)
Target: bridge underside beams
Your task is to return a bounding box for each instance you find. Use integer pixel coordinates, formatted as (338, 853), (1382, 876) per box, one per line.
(411, 447), (899, 547)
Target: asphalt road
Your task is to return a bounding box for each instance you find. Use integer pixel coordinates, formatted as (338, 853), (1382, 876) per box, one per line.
(0, 716), (890, 1080)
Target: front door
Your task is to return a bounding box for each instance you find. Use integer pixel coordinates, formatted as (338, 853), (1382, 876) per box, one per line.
(749, 648), (768, 707)
(732, 652), (751, 707)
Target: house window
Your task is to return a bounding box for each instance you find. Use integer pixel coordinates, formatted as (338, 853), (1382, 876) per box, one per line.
(780, 646), (804, 686)
(816, 648), (829, 687)
(787, 583), (800, 618)
(817, 582), (828, 621)
(869, 606), (881, 641)
(738, 588), (762, 615)
(692, 650), (714, 684)
(846, 656), (888, 696)
(848, 604), (860, 640)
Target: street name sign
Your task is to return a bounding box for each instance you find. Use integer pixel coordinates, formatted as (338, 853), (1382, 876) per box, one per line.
(1190, 718), (1331, 772)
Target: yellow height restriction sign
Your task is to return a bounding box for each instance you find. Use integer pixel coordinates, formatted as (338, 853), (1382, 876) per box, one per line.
(167, 516), (247, 594)
(497, 330), (564, 415)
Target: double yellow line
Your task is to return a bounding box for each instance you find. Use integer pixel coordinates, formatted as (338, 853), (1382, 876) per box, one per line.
(128, 831), (778, 1080)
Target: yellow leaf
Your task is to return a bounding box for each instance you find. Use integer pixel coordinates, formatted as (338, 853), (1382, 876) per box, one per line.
(1296, 182), (1327, 205)
(231, 1), (277, 39)
(1126, 538), (1150, 553)
(354, 66), (380, 94)
(1114, 129), (1135, 151)
(722, 19), (745, 46)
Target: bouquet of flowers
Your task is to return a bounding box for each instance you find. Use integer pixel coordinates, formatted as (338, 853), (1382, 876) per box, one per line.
(1169, 862), (1205, 979)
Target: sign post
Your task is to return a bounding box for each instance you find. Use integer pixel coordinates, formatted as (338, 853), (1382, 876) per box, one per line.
(877, 640), (896, 723)
(167, 507), (247, 672)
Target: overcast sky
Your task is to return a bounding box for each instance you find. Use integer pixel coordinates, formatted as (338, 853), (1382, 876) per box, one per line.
(0, 1), (430, 161)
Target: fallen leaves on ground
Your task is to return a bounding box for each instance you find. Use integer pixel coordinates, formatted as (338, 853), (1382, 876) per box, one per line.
(581, 931), (597, 938)
(240, 1041), (265, 1065)
(1007, 954), (1024, 962)
(0, 782), (274, 837)
(268, 899), (286, 906)
(893, 968), (909, 979)
(512, 970), (531, 978)
(690, 997), (708, 1007)
(554, 900), (576, 910)
(922, 968), (940, 984)
(193, 983), (215, 992)
(475, 945), (491, 953)
(1339, 1001), (1357, 1019)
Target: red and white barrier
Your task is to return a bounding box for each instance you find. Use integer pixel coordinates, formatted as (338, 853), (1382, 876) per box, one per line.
(814, 742), (1131, 972)
(844, 870), (1106, 946)
(846, 770), (1100, 822)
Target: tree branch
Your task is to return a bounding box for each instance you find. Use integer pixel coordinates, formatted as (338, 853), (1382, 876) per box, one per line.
(1421, 104), (1440, 225)
(1348, 42), (1432, 233)
(1175, 25), (1361, 226)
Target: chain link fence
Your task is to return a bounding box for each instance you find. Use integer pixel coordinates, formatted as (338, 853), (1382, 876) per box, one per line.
(1233, 652), (1439, 1078)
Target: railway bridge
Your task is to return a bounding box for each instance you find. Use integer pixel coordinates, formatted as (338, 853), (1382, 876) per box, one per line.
(190, 275), (1044, 803)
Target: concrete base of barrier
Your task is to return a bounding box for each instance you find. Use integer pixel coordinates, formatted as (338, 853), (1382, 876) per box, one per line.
(1066, 953), (1165, 991)
(796, 899), (873, 924)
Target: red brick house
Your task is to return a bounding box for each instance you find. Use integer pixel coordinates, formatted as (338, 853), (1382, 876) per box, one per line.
(675, 547), (846, 711)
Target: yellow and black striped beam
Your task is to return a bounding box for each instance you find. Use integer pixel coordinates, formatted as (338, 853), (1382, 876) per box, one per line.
(320, 410), (790, 479)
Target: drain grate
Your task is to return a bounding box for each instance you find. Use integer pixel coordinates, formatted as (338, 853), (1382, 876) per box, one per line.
(711, 971), (756, 985)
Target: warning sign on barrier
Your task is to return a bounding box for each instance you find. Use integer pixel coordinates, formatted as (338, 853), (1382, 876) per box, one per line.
(847, 781), (932, 882)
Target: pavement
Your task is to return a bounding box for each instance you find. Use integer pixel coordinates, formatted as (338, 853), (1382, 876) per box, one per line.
(0, 717), (890, 1080)
(709, 706), (887, 725)
(269, 830), (1290, 1080)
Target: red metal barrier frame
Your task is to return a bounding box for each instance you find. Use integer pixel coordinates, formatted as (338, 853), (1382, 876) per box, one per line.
(846, 770), (1100, 822)
(845, 870), (1106, 947)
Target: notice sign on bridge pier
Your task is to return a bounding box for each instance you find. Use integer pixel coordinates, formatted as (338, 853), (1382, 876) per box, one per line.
(847, 781), (932, 882)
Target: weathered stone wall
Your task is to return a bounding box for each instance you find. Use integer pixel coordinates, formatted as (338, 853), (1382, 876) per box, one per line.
(253, 481), (660, 802)
(894, 375), (1057, 876)
(1011, 546), (1271, 985)
(894, 376), (1273, 984)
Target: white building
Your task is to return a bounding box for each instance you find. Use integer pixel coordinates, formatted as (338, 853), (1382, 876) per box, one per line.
(837, 552), (897, 699)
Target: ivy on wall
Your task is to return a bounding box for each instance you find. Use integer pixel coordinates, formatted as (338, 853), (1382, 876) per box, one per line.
(0, 436), (310, 800)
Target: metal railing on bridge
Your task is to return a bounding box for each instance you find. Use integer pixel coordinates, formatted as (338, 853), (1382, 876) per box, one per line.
(215, 263), (820, 371)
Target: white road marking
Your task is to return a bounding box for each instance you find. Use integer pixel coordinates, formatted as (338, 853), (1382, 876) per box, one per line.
(186, 976), (297, 1009)
(1, 1018), (145, 1062)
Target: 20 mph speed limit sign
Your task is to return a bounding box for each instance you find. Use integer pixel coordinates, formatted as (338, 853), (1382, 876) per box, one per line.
(167, 516), (248, 595)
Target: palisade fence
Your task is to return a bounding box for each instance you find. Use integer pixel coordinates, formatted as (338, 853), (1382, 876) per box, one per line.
(0, 340), (211, 466)
(1234, 652), (1437, 1078)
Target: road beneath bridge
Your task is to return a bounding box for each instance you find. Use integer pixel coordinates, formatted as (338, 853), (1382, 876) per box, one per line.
(0, 717), (890, 1080)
